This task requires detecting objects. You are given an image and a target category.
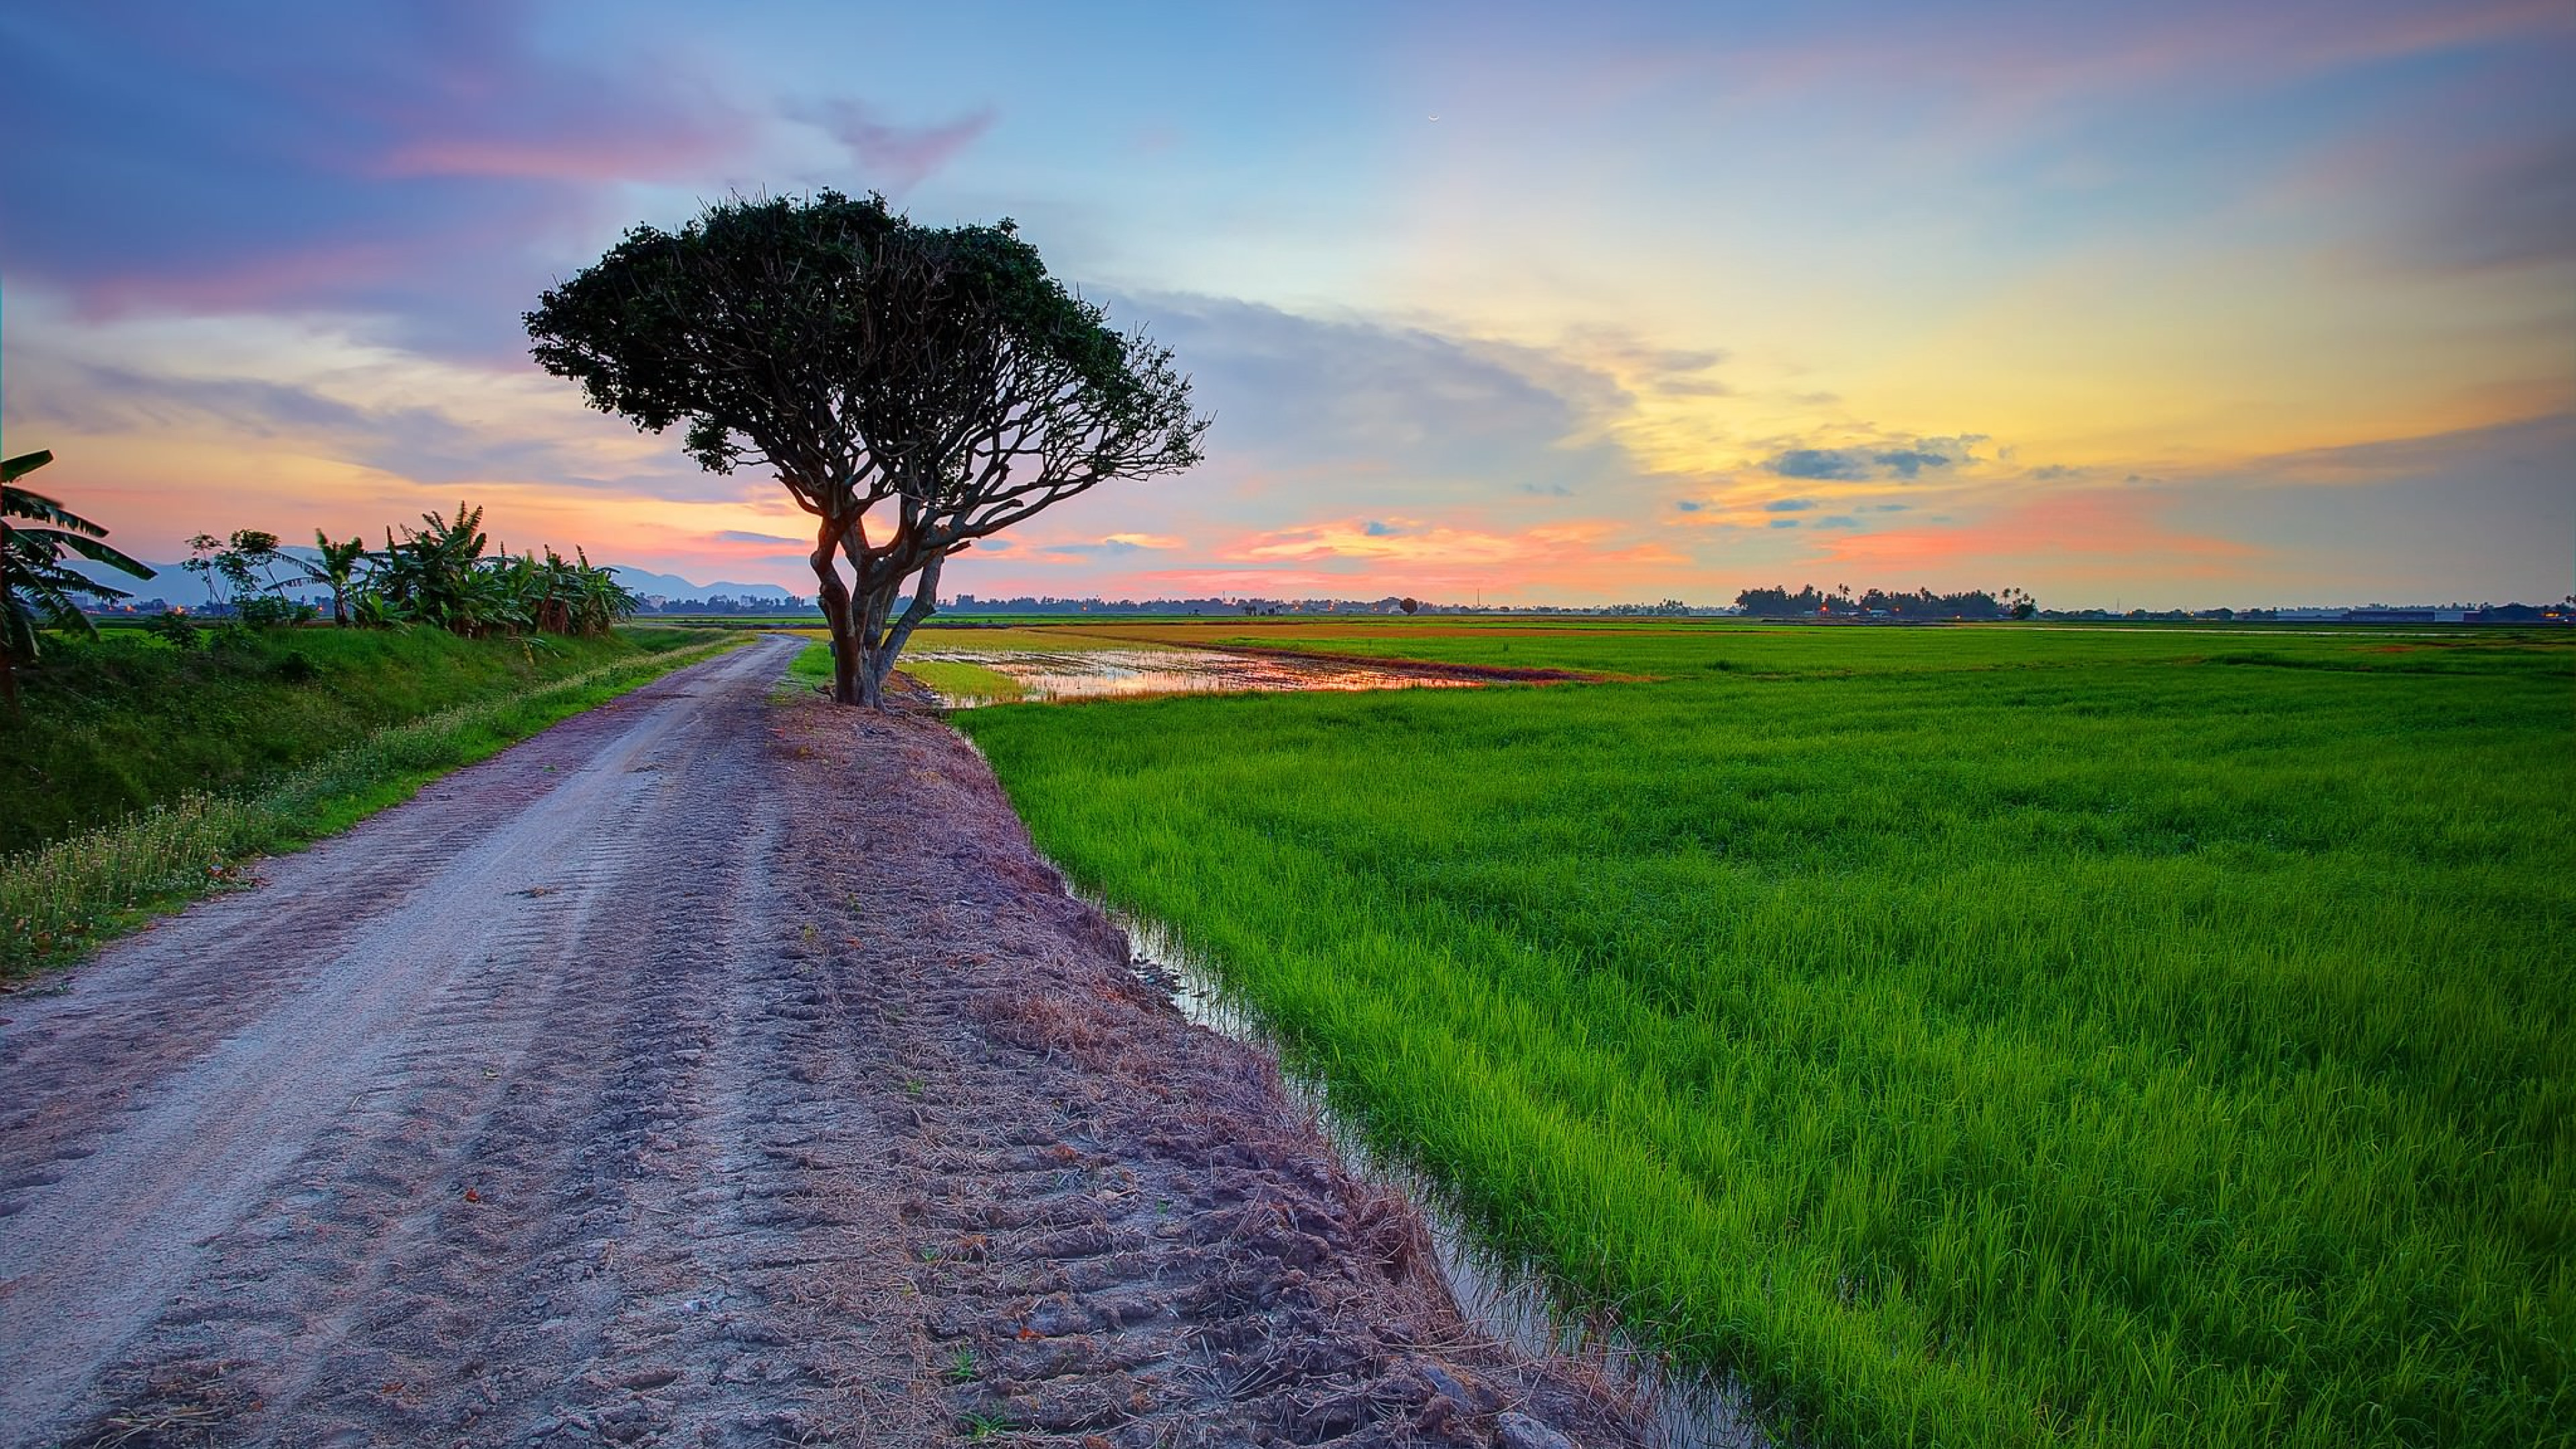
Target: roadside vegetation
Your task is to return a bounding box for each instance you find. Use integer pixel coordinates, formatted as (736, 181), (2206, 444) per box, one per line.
(3, 486), (672, 851)
(0, 471), (742, 978)
(173, 501), (636, 636)
(1, 627), (737, 977)
(955, 622), (2573, 1449)
(3, 625), (710, 853)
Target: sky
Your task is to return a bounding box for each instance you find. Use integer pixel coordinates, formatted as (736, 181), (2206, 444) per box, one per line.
(3, 0), (2570, 608)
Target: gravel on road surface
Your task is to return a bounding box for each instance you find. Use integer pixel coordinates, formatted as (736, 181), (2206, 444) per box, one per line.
(0, 635), (1646, 1448)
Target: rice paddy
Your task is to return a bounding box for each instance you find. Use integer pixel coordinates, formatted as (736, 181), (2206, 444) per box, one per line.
(953, 621), (2574, 1449)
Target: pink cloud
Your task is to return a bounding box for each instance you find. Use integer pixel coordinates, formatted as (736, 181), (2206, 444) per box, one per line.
(930, 509), (1701, 602)
(372, 129), (747, 183)
(64, 243), (421, 318)
(1229, 517), (1684, 569)
(589, 525), (816, 588)
(331, 11), (753, 184)
(1809, 491), (2262, 577)
(817, 102), (998, 191)
(0, 3), (753, 319)
(1064, 515), (1703, 598)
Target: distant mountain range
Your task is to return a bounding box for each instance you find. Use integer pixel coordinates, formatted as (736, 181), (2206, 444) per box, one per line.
(606, 567), (802, 601)
(62, 557), (190, 601)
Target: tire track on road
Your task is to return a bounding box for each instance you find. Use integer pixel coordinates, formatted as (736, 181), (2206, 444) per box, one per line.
(0, 638), (835, 1446)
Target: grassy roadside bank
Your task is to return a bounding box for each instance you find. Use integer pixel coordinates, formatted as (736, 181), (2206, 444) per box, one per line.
(957, 625), (2573, 1449)
(2, 629), (745, 979)
(2, 626), (722, 853)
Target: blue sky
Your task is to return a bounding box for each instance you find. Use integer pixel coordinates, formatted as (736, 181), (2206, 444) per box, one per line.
(3, 0), (2569, 605)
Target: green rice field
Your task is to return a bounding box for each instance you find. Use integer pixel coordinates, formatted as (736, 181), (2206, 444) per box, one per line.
(953, 621), (2573, 1448)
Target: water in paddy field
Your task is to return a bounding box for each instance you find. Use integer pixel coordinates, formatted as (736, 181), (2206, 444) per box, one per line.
(907, 647), (1491, 706)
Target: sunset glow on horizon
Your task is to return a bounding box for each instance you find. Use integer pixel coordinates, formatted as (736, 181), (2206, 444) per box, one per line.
(3, 1), (2569, 608)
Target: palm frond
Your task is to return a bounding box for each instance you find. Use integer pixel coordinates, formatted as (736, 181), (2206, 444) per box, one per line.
(1, 449), (54, 485)
(3, 482), (114, 539)
(11, 525), (153, 580)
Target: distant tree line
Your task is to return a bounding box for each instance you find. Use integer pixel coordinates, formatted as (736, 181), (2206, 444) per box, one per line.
(629, 594), (816, 616)
(951, 594), (1433, 616)
(1735, 584), (2035, 619)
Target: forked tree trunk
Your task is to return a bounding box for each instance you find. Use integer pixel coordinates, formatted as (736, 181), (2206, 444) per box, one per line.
(808, 518), (945, 710)
(859, 550), (944, 707)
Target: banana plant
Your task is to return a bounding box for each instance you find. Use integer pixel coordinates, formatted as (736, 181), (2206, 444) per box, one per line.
(295, 531), (370, 626)
(570, 547), (640, 637)
(372, 502), (492, 634)
(3, 449), (154, 713)
(465, 542), (638, 639)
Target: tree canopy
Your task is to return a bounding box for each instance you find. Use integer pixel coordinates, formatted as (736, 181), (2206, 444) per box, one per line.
(525, 191), (1208, 706)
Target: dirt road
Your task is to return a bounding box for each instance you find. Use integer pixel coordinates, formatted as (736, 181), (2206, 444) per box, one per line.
(0, 637), (1641, 1448)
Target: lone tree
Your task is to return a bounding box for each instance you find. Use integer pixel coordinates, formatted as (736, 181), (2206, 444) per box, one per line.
(526, 191), (1208, 706)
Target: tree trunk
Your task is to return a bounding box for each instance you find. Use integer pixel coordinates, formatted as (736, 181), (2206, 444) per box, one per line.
(810, 518), (867, 707)
(836, 623), (867, 705)
(851, 570), (902, 710)
(808, 513), (950, 711)
(866, 550), (943, 702)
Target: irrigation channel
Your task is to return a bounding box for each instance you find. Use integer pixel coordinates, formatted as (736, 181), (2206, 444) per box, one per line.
(906, 645), (1497, 705)
(1104, 906), (1774, 1449)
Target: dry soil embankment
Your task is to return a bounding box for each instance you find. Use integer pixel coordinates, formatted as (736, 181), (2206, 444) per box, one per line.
(0, 636), (1642, 1448)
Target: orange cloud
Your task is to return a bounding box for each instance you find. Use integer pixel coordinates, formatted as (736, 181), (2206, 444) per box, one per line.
(1164, 515), (1693, 598)
(1809, 490), (2262, 576)
(1232, 516), (1681, 567)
